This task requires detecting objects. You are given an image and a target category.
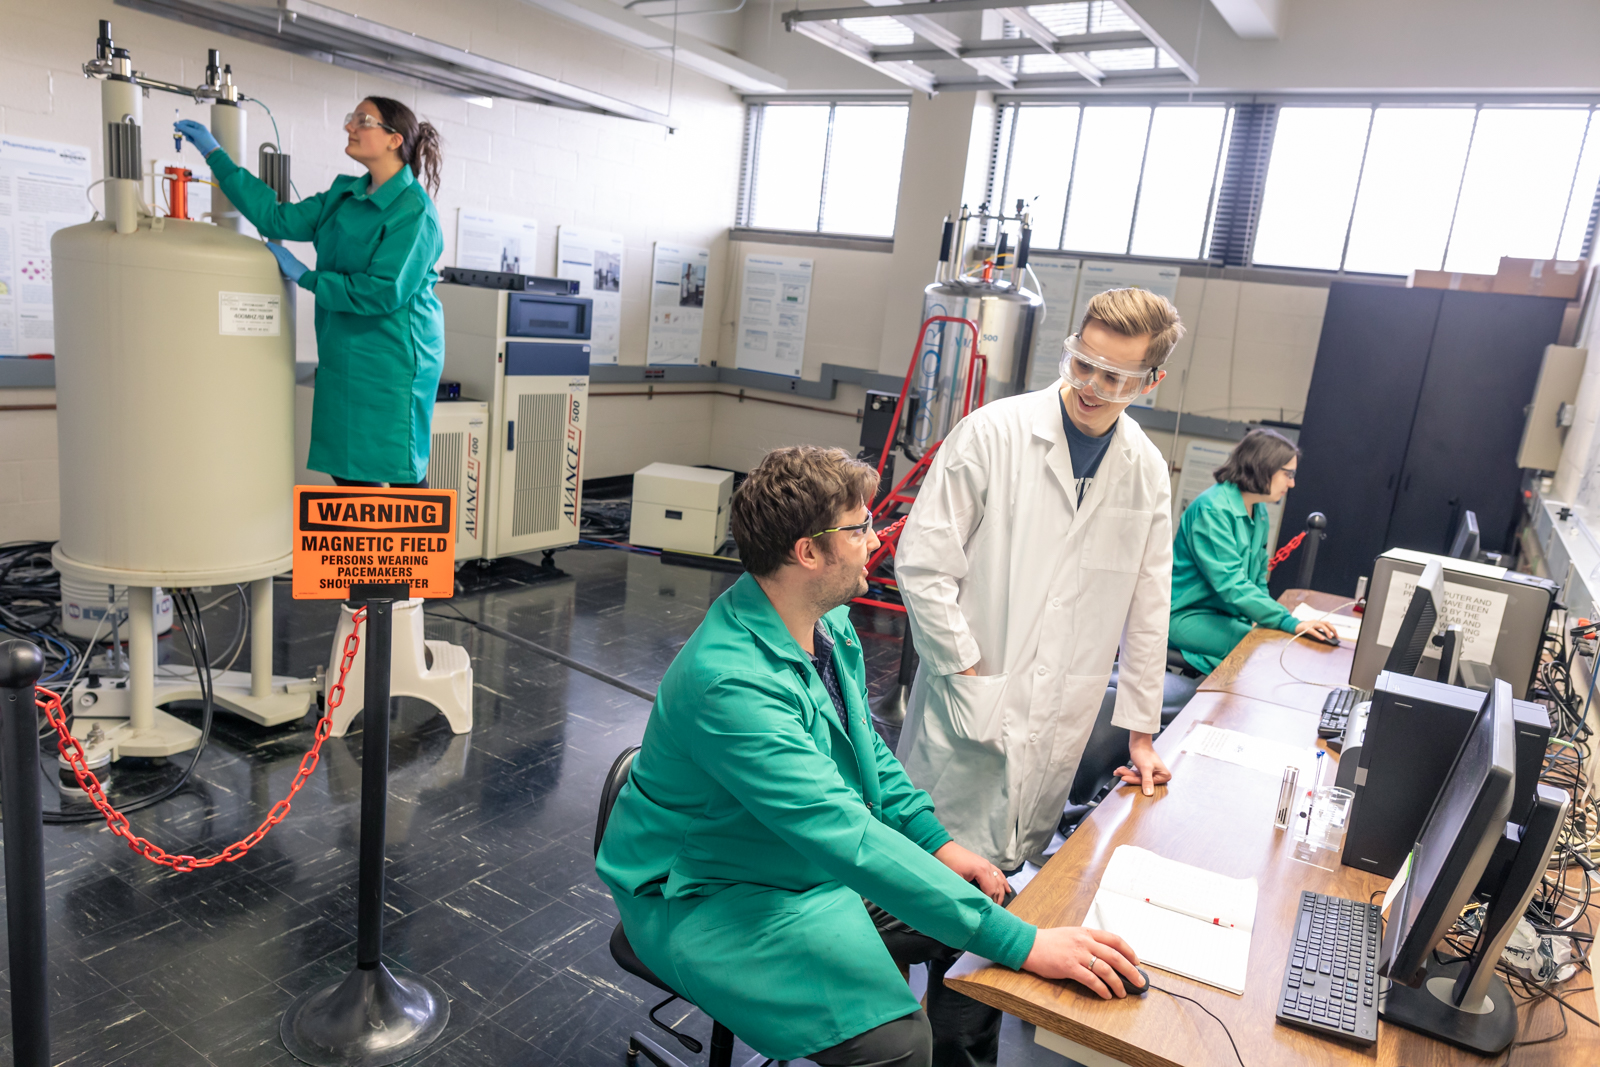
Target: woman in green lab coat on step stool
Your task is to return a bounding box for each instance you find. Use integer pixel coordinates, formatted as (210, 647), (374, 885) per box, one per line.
(1169, 428), (1341, 675)
(176, 97), (445, 487)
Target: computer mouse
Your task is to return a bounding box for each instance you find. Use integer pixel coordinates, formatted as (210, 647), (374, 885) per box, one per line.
(1304, 632), (1340, 648)
(1126, 966), (1151, 996)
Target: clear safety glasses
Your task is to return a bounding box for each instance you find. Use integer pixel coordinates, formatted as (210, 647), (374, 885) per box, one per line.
(1059, 334), (1156, 403)
(810, 519), (873, 541)
(343, 111), (395, 133)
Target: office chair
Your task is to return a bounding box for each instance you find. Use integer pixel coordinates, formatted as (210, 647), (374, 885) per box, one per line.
(594, 746), (777, 1067)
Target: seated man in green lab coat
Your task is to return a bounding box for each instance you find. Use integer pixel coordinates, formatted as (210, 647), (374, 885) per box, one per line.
(596, 446), (1144, 1067)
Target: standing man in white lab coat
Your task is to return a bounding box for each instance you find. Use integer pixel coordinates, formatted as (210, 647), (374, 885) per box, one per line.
(896, 287), (1183, 876)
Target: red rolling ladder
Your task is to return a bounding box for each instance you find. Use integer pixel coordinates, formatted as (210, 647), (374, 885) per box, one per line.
(855, 314), (986, 614)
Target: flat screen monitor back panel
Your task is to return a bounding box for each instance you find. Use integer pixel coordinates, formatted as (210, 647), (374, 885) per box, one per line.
(1350, 550), (1553, 698)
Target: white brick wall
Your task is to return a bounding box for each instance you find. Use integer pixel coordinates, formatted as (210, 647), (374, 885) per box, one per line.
(0, 391), (59, 544)
(0, 0), (748, 519)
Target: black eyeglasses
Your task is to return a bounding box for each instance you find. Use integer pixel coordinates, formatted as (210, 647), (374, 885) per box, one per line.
(1280, 467), (1298, 482)
(810, 519), (872, 539)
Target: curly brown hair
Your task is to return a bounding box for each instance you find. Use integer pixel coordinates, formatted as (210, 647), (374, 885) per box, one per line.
(731, 446), (879, 577)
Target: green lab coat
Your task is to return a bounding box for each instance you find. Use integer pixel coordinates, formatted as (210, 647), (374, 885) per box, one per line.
(1170, 480), (1299, 673)
(210, 152), (444, 483)
(595, 573), (1036, 1061)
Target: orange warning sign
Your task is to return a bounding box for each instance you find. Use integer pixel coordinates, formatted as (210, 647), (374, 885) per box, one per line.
(292, 487), (456, 600)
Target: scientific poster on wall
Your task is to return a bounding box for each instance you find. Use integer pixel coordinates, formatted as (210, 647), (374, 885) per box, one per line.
(736, 254), (813, 378)
(1026, 257), (1081, 391)
(557, 226), (624, 363)
(647, 242), (709, 365)
(0, 136), (90, 356)
(1072, 261), (1181, 408)
(456, 209), (538, 274)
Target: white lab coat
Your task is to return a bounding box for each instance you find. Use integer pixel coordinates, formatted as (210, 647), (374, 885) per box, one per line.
(894, 382), (1173, 869)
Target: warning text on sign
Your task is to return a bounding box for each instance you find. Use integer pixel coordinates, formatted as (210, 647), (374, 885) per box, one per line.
(292, 488), (456, 600)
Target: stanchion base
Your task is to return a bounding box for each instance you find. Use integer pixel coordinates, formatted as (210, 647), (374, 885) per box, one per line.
(280, 962), (449, 1067)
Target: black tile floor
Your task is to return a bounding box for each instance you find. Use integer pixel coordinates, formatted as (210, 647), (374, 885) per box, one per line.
(6, 546), (1074, 1066)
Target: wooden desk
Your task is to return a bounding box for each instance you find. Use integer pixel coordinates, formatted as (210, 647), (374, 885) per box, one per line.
(948, 592), (1598, 1067)
(1199, 590), (1360, 711)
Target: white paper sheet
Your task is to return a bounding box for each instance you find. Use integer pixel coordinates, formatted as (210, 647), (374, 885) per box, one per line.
(1086, 846), (1257, 995)
(1179, 722), (1316, 778)
(647, 242), (709, 365)
(0, 135), (91, 355)
(736, 254), (812, 377)
(557, 226), (624, 364)
(1375, 569), (1508, 664)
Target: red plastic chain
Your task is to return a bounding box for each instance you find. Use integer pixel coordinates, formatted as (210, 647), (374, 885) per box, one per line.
(32, 608), (366, 872)
(1268, 530), (1307, 573)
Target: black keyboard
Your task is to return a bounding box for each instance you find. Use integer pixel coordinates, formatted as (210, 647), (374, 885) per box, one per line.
(1317, 687), (1368, 740)
(1275, 891), (1380, 1045)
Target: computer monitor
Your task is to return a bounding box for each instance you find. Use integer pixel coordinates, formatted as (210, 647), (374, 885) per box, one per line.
(1449, 510), (1481, 561)
(1382, 780), (1569, 1055)
(1349, 550), (1557, 699)
(1376, 679), (1517, 1051)
(1380, 560), (1445, 678)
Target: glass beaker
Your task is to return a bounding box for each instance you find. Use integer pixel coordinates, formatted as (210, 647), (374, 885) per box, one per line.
(1291, 786), (1355, 869)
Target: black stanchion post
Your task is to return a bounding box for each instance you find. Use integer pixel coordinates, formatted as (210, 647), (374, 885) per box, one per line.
(872, 624), (919, 726)
(1, 639), (50, 1067)
(356, 594), (393, 971)
(281, 585), (449, 1067)
(1297, 512), (1327, 592)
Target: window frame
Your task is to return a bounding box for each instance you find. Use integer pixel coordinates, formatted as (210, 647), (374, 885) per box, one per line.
(992, 100), (1232, 262)
(990, 93), (1600, 276)
(738, 97), (913, 240)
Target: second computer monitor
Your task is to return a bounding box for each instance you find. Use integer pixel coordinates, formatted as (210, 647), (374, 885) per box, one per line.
(1381, 560), (1445, 678)
(1449, 510), (1481, 561)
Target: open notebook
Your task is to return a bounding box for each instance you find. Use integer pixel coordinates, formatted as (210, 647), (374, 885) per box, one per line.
(1085, 846), (1258, 995)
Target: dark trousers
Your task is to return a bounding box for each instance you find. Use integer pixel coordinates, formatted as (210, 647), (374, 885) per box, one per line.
(809, 900), (1006, 1067)
(331, 475), (429, 489)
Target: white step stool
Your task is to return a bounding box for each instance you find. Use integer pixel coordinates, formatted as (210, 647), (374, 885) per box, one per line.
(325, 599), (473, 736)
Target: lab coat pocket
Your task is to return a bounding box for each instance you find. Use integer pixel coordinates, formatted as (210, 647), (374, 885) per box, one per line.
(1082, 508), (1153, 573)
(937, 671), (1011, 752)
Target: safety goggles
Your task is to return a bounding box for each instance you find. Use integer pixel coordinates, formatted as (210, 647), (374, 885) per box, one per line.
(810, 519), (873, 541)
(343, 111), (395, 133)
(1059, 334), (1157, 403)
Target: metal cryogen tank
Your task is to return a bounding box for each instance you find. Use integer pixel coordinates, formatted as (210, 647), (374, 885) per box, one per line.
(53, 21), (293, 589)
(52, 216), (295, 585)
(912, 268), (1041, 454)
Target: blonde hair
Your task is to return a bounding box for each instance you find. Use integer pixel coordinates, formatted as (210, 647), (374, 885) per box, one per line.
(1079, 287), (1185, 368)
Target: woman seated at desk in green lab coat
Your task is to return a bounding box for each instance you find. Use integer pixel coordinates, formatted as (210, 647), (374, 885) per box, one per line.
(1169, 428), (1339, 674)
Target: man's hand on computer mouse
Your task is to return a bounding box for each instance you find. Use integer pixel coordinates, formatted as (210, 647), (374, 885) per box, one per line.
(1023, 926), (1144, 998)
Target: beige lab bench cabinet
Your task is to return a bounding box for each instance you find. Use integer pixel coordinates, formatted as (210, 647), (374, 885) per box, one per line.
(630, 464), (733, 553)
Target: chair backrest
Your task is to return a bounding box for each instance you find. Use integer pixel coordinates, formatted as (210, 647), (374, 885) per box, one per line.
(593, 745), (640, 859)
(1067, 687), (1126, 807)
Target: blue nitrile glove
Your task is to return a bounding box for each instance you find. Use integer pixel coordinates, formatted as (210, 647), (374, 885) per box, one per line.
(174, 119), (221, 157)
(266, 242), (308, 283)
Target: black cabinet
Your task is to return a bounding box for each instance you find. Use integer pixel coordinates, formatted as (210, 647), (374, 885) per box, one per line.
(1275, 282), (1565, 599)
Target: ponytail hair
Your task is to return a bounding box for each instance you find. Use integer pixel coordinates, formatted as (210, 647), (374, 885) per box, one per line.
(364, 96), (443, 196)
